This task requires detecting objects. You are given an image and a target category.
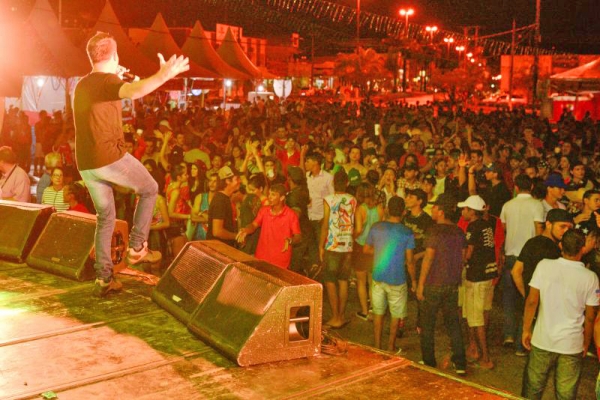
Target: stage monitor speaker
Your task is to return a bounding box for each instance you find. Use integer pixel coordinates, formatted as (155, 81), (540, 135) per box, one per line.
(26, 211), (128, 281)
(187, 259), (322, 367)
(0, 200), (54, 263)
(152, 240), (255, 324)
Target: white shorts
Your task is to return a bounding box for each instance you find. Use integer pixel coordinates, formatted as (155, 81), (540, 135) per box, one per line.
(464, 279), (494, 327)
(371, 281), (408, 319)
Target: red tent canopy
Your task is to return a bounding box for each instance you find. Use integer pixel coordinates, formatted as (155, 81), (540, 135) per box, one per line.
(181, 21), (251, 80)
(91, 0), (156, 78)
(14, 0), (89, 78)
(550, 57), (600, 91)
(216, 28), (264, 79)
(139, 14), (218, 79)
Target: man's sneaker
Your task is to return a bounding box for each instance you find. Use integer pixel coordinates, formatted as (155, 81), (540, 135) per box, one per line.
(502, 337), (515, 346)
(126, 242), (162, 266)
(93, 278), (123, 298)
(453, 363), (467, 376)
(515, 350), (527, 357)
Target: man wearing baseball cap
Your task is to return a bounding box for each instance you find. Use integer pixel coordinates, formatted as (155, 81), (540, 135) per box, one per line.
(458, 195), (497, 369)
(511, 208), (573, 357)
(417, 192), (467, 375)
(542, 173), (567, 219)
(206, 166), (241, 246)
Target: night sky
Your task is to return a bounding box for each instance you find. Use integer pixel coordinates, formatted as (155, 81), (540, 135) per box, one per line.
(8, 0), (600, 53)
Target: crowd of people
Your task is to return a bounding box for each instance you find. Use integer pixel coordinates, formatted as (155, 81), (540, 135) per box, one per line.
(2, 93), (600, 398)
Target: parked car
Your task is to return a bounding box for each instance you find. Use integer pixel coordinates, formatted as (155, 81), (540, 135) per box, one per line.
(480, 93), (527, 106)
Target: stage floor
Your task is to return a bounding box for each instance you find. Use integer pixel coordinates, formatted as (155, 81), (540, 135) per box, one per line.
(0, 261), (519, 400)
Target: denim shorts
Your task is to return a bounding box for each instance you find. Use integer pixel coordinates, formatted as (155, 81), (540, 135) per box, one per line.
(323, 251), (352, 282)
(371, 281), (408, 319)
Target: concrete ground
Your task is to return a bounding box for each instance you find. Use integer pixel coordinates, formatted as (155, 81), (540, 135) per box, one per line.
(321, 280), (599, 400)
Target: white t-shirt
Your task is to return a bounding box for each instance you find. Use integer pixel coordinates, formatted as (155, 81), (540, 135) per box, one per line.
(500, 194), (545, 256)
(530, 257), (599, 354)
(541, 198), (566, 220)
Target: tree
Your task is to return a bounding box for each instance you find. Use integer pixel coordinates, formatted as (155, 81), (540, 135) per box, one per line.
(334, 47), (391, 97)
(430, 63), (488, 104)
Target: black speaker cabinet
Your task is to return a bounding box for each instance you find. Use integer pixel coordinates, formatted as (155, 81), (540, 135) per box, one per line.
(152, 240), (255, 324)
(188, 260), (322, 366)
(0, 200), (54, 262)
(26, 211), (128, 281)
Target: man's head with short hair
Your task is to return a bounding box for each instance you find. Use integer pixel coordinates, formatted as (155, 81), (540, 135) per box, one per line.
(86, 31), (117, 66)
(406, 188), (427, 211)
(514, 174), (533, 192)
(583, 189), (600, 212)
(433, 192), (457, 220)
(388, 196), (405, 218)
(0, 146), (17, 173)
(560, 229), (585, 257)
(268, 183), (287, 206)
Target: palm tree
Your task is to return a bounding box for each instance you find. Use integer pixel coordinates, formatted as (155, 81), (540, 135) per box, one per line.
(334, 47), (391, 98)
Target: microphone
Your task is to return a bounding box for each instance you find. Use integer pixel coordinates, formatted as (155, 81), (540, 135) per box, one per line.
(122, 71), (140, 82)
(117, 65), (140, 82)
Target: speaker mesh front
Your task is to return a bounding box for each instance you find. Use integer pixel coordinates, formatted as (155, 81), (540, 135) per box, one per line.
(28, 213), (95, 269)
(171, 245), (230, 304)
(154, 242), (234, 320)
(0, 202), (53, 262)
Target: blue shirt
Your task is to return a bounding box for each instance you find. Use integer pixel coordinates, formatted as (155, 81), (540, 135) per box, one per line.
(366, 221), (415, 285)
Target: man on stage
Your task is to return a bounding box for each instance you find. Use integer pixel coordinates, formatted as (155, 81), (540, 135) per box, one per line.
(74, 32), (189, 297)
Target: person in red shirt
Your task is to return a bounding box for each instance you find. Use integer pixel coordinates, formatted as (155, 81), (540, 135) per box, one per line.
(236, 184), (301, 269)
(275, 135), (301, 176)
(64, 182), (91, 213)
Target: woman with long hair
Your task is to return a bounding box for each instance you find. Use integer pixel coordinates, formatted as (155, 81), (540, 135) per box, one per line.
(166, 164), (190, 257)
(378, 168), (397, 207)
(353, 182), (385, 321)
(189, 173), (220, 240)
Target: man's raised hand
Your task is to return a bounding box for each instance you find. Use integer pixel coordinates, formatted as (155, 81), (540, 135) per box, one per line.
(157, 53), (190, 81)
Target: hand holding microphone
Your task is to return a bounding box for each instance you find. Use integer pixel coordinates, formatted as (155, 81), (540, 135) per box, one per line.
(117, 65), (140, 82)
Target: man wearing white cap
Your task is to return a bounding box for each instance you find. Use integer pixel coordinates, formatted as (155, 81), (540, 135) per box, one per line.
(154, 119), (173, 140)
(458, 195), (497, 369)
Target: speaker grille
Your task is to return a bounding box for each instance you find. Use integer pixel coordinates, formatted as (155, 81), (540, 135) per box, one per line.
(193, 264), (281, 350)
(29, 213), (95, 269)
(0, 202), (53, 262)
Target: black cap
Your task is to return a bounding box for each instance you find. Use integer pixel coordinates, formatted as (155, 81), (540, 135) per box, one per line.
(546, 208), (573, 224)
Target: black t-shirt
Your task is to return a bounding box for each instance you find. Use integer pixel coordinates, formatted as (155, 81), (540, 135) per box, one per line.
(207, 191), (236, 247)
(403, 211), (433, 254)
(466, 218), (497, 282)
(74, 72), (125, 171)
(483, 181), (512, 217)
(287, 186), (313, 242)
(517, 235), (561, 297)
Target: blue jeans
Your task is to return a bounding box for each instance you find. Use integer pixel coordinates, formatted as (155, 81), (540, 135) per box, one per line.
(80, 153), (158, 281)
(419, 285), (466, 369)
(522, 345), (582, 399)
(503, 255), (523, 350)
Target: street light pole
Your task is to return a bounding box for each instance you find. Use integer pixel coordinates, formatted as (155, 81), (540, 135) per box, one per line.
(443, 37), (454, 59)
(455, 45), (465, 67)
(425, 26), (438, 44)
(399, 8), (414, 38)
(356, 0), (361, 54)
